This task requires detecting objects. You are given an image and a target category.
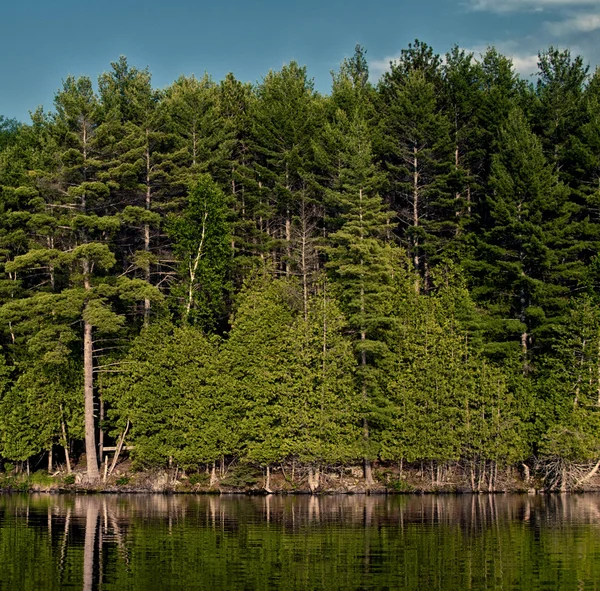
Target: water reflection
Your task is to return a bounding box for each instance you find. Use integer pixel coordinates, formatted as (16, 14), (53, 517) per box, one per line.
(2, 493), (600, 590)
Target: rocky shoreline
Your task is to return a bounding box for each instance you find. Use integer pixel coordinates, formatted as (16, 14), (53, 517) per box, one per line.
(2, 462), (599, 494)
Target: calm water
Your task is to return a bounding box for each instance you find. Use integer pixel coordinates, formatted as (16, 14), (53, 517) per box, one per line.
(1, 494), (600, 590)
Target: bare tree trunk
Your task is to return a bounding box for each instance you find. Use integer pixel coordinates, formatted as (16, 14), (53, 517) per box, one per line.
(597, 339), (600, 405)
(574, 339), (586, 407)
(308, 466), (320, 492)
(357, 186), (374, 487)
(522, 463), (530, 484)
(144, 136), (152, 326)
(185, 211), (208, 320)
(82, 258), (98, 479)
(285, 212), (291, 277)
(467, 185), (471, 215)
(60, 406), (72, 474)
(454, 137), (462, 230)
(300, 204), (310, 321)
(560, 465), (568, 492)
(83, 319), (100, 481)
(361, 301), (373, 486)
(413, 145), (420, 292)
(575, 458), (600, 487)
(108, 420), (130, 477)
(98, 387), (104, 468)
(47, 448), (53, 474)
(265, 465), (272, 493)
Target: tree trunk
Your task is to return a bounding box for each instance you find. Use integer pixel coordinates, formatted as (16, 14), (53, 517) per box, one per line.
(84, 319), (100, 481)
(575, 458), (600, 487)
(300, 204), (310, 321)
(143, 135), (153, 326)
(210, 462), (218, 487)
(308, 466), (320, 492)
(60, 408), (72, 474)
(560, 465), (568, 492)
(185, 211), (208, 321)
(265, 465), (272, 493)
(522, 463), (530, 484)
(597, 339), (600, 406)
(412, 145), (421, 292)
(285, 212), (291, 277)
(108, 420), (130, 477)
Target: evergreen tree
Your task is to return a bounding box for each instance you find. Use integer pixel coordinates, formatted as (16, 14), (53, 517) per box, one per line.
(98, 57), (177, 324)
(469, 109), (572, 364)
(324, 105), (396, 482)
(0, 75), (162, 480)
(251, 63), (322, 276)
(220, 274), (298, 469)
(533, 47), (588, 186)
(378, 67), (454, 284)
(537, 296), (600, 489)
(104, 321), (225, 469)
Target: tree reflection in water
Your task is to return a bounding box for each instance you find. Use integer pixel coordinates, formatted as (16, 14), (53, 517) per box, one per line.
(1, 494), (600, 590)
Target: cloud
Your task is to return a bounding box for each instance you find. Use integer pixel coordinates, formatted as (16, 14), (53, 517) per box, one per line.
(369, 44), (539, 81)
(545, 12), (600, 33)
(468, 0), (599, 13)
(369, 55), (401, 78)
(510, 53), (541, 74)
(462, 43), (539, 75)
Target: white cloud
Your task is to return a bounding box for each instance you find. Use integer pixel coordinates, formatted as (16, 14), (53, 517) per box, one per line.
(369, 55), (401, 78)
(510, 53), (541, 74)
(545, 12), (600, 33)
(369, 44), (539, 81)
(463, 43), (540, 75)
(468, 0), (599, 13)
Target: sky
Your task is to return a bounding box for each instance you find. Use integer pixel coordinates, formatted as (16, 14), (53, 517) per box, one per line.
(1, 0), (600, 122)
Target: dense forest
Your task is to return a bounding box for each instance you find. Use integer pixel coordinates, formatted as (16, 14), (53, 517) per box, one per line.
(1, 41), (600, 490)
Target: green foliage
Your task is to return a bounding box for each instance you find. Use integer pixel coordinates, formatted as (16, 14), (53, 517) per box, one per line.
(4, 43), (600, 477)
(536, 296), (600, 463)
(220, 464), (260, 489)
(167, 175), (231, 329)
(62, 474), (75, 485)
(187, 472), (209, 486)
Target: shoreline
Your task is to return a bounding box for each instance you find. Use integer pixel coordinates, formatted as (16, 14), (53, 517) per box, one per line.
(3, 462), (599, 494)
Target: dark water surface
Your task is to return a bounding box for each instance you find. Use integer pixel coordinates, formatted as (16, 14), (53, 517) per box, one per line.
(1, 493), (600, 590)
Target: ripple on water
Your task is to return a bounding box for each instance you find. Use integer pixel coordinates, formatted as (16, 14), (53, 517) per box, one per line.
(1, 493), (600, 590)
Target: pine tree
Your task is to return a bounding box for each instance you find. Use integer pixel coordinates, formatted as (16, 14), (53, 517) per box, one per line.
(98, 57), (176, 324)
(0, 75), (162, 480)
(441, 47), (486, 244)
(324, 106), (397, 483)
(534, 47), (588, 186)
(219, 274), (298, 469)
(279, 283), (361, 468)
(469, 109), (572, 365)
(215, 73), (263, 281)
(378, 66), (454, 285)
(537, 296), (600, 489)
(251, 63), (322, 276)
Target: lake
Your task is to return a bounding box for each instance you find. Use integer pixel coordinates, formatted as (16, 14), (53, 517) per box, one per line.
(1, 493), (600, 590)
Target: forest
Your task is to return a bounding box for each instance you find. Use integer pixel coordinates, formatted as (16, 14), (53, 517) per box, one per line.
(0, 41), (599, 490)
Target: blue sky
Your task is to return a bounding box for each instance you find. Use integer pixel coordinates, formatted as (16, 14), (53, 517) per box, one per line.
(2, 0), (600, 122)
